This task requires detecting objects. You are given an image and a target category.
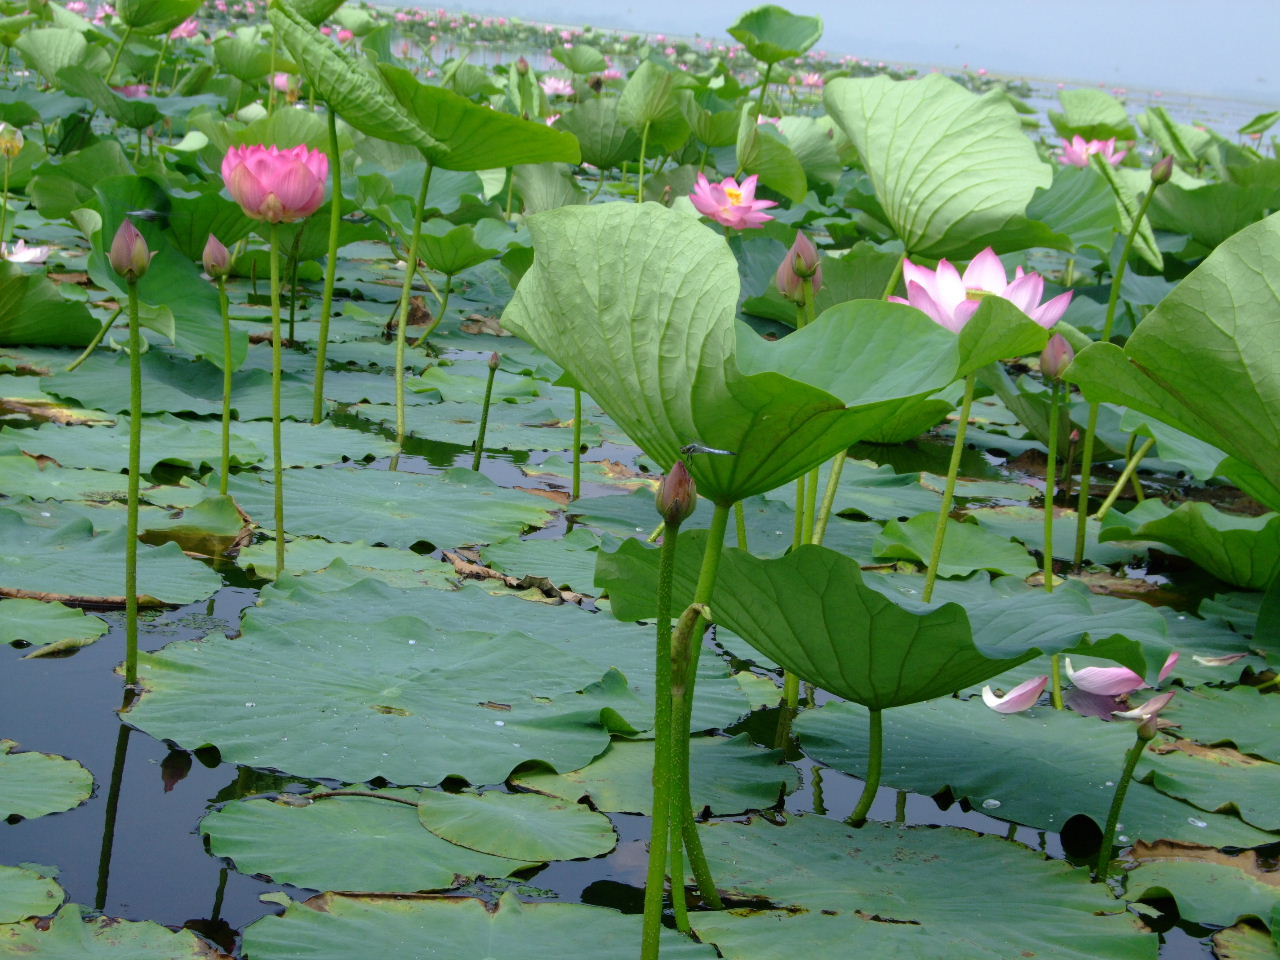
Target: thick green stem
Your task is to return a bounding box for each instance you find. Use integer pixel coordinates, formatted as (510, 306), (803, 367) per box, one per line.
(269, 223), (285, 574)
(1043, 381), (1060, 592)
(285, 228), (301, 343)
(571, 387), (582, 500)
(812, 451), (848, 546)
(393, 162), (434, 455)
(1072, 403), (1101, 566)
(106, 24), (133, 85)
(734, 500), (748, 550)
(641, 522), (683, 960)
(312, 107), (342, 424)
(0, 155), (10, 244)
(922, 374), (977, 602)
(802, 467), (819, 543)
(792, 475), (805, 548)
(124, 280), (142, 687)
(66, 307), (122, 372)
(636, 121), (650, 202)
(149, 35), (169, 94)
(1051, 654), (1065, 710)
(217, 278), (232, 495)
(1095, 732), (1147, 880)
(881, 251), (905, 300)
(1094, 437), (1155, 523)
(847, 707), (883, 825)
(267, 31), (278, 113)
(504, 168), (516, 220)
(755, 62), (773, 116)
(470, 360), (498, 472)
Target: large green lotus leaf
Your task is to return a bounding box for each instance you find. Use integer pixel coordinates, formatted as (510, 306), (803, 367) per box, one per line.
(0, 740), (93, 819)
(617, 59), (687, 133)
(268, 2), (435, 150)
(416, 789), (615, 861)
(288, 0), (344, 26)
(736, 106), (807, 203)
(1026, 164), (1121, 255)
(17, 415), (260, 473)
(0, 598), (107, 658)
(551, 43), (606, 74)
(1093, 157), (1163, 270)
(56, 65), (160, 130)
(763, 457), (942, 522)
(824, 74), (1052, 258)
(241, 890), (716, 960)
(352, 400), (601, 451)
(689, 816), (1155, 960)
(778, 115), (843, 189)
(225, 467), (549, 550)
(971, 504), (1151, 566)
(126, 616), (637, 785)
(703, 545), (1038, 709)
(1141, 742), (1280, 832)
(1212, 922), (1279, 960)
(0, 865), (64, 924)
(378, 64), (580, 170)
(13, 28), (88, 84)
(1067, 212), (1280, 508)
(480, 528), (603, 595)
(0, 261), (99, 348)
(1049, 88), (1137, 141)
(408, 366), (543, 405)
(1168, 686), (1280, 761)
(874, 512), (1038, 579)
(555, 98), (639, 170)
(1150, 181), (1280, 251)
(1099, 500), (1280, 590)
(0, 456), (130, 501)
(201, 791), (538, 892)
(515, 733), (796, 816)
(727, 5), (823, 64)
(116, 0), (199, 34)
(0, 511), (219, 605)
(0, 902), (228, 957)
(502, 203), (992, 504)
(418, 220), (499, 276)
(239, 539), (457, 587)
(1128, 842), (1280, 928)
(796, 699), (1277, 847)
(213, 36), (272, 83)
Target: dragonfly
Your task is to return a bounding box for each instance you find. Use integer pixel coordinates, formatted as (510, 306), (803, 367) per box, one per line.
(680, 442), (736, 457)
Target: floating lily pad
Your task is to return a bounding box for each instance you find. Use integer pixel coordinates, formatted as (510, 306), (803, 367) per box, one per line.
(765, 458), (941, 522)
(0, 902), (229, 957)
(1168, 686), (1280, 761)
(16, 415), (262, 473)
(241, 891), (715, 960)
(1212, 921), (1280, 960)
(239, 538), (456, 587)
(201, 791), (537, 892)
(689, 816), (1155, 960)
(1128, 840), (1280, 928)
(0, 598), (107, 657)
(480, 529), (603, 593)
(874, 512), (1038, 579)
(226, 468), (550, 551)
(1142, 741), (1280, 832)
(515, 733), (796, 816)
(970, 505), (1149, 566)
(0, 740), (93, 819)
(0, 456), (130, 501)
(351, 401), (602, 452)
(0, 865), (64, 923)
(416, 790), (615, 861)
(796, 699), (1276, 847)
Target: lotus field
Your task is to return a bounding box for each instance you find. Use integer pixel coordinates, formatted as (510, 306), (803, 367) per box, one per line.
(2, 1), (1280, 958)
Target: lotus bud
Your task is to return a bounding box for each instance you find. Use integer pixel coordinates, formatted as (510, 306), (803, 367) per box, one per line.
(516, 56), (530, 75)
(775, 231), (823, 304)
(109, 219), (153, 282)
(202, 233), (231, 279)
(488, 351), (500, 370)
(1137, 715), (1160, 741)
(656, 460), (697, 526)
(1150, 155), (1174, 185)
(0, 123), (23, 159)
(1040, 333), (1074, 381)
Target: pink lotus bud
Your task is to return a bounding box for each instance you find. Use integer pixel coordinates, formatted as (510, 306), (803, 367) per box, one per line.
(775, 231), (822, 304)
(516, 56), (530, 74)
(221, 144), (328, 223)
(109, 219), (154, 281)
(656, 460), (697, 526)
(488, 351), (500, 370)
(202, 234), (231, 279)
(1151, 155), (1174, 185)
(1040, 333), (1075, 381)
(337, 28), (354, 43)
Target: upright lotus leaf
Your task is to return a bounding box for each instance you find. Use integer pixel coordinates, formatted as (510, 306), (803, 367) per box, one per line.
(14, 27), (90, 84)
(551, 43), (606, 75)
(268, 0), (436, 150)
(556, 98), (640, 170)
(727, 5), (823, 65)
(825, 74), (1052, 258)
(502, 203), (984, 504)
(56, 65), (161, 130)
(1067, 211), (1280, 511)
(214, 35), (274, 83)
(0, 260), (100, 347)
(378, 64), (580, 170)
(617, 59), (681, 131)
(703, 544), (1039, 708)
(288, 0), (345, 25)
(116, 0), (200, 34)
(418, 220), (501, 276)
(735, 104), (807, 203)
(1093, 156), (1163, 270)
(1049, 88), (1137, 141)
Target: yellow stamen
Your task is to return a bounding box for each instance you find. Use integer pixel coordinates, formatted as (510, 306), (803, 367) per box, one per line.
(725, 187), (744, 205)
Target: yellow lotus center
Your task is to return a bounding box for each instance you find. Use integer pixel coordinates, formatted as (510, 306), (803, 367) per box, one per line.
(724, 187), (744, 205)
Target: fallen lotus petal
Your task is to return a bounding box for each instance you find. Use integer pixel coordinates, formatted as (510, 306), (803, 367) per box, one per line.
(1112, 689), (1176, 720)
(1065, 651), (1178, 696)
(981, 675), (1049, 713)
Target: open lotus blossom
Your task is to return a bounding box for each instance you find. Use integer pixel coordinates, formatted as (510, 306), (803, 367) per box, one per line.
(689, 173), (776, 230)
(540, 76), (575, 97)
(169, 17), (199, 39)
(1065, 651), (1179, 697)
(981, 675), (1050, 713)
(336, 28), (354, 43)
(1, 239), (50, 263)
(889, 247), (1072, 333)
(1112, 688), (1176, 720)
(802, 72), (824, 88)
(1060, 135), (1128, 167)
(112, 84), (149, 98)
(222, 144), (328, 223)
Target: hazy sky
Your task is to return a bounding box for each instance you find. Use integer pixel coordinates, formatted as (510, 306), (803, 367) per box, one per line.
(426, 0), (1279, 103)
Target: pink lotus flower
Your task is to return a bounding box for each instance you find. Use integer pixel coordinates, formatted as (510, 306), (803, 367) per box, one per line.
(1060, 135), (1127, 167)
(544, 114), (561, 126)
(540, 76), (574, 97)
(689, 173), (776, 230)
(66, 1), (88, 12)
(1, 239), (50, 264)
(1065, 651), (1178, 697)
(169, 17), (199, 39)
(981, 675), (1050, 713)
(112, 84), (150, 98)
(889, 248), (1072, 333)
(272, 72), (293, 92)
(802, 72), (824, 88)
(337, 28), (354, 43)
(601, 68), (623, 80)
(222, 144), (328, 223)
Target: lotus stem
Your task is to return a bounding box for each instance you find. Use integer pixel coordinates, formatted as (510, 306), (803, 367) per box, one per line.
(641, 518), (684, 959)
(1073, 178), (1162, 567)
(922, 373), (977, 602)
(803, 467), (819, 543)
(755, 62), (773, 116)
(812, 450), (848, 546)
(504, 168), (515, 220)
(312, 107), (342, 424)
(393, 162), (434, 457)
(1093, 437), (1155, 523)
(411, 274), (451, 348)
(811, 764), (826, 816)
(734, 500), (748, 549)
(1095, 730), (1148, 881)
(267, 31), (279, 114)
(636, 120), (650, 202)
(124, 279), (142, 687)
(217, 277), (232, 495)
(0, 154), (10, 244)
(66, 307), (122, 372)
(149, 35), (169, 94)
(881, 252), (906, 300)
(269, 223), (286, 574)
(94, 721), (131, 912)
(106, 24), (133, 86)
(470, 357), (498, 472)
(792, 476), (805, 547)
(895, 789), (907, 823)
(846, 707), (883, 826)
(1043, 381), (1060, 593)
(1051, 654), (1064, 711)
(571, 387), (582, 500)
(668, 818), (689, 933)
(285, 228), (302, 343)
